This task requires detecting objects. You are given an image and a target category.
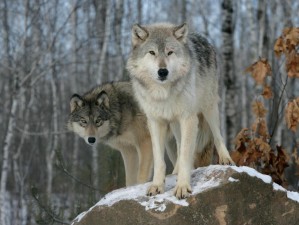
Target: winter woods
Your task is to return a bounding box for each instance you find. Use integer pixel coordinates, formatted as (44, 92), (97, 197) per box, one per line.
(0, 0), (299, 224)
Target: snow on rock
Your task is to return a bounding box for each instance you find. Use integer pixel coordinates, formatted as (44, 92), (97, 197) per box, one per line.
(228, 177), (239, 182)
(230, 166), (299, 203)
(72, 165), (299, 224)
(231, 166), (272, 183)
(273, 182), (299, 203)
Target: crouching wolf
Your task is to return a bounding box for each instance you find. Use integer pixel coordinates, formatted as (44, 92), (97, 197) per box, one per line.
(67, 82), (155, 186)
(127, 23), (234, 199)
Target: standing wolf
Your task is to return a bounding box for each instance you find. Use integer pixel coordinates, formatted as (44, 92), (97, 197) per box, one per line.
(127, 23), (234, 199)
(67, 82), (155, 186)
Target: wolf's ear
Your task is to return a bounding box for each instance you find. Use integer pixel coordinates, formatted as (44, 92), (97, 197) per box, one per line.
(132, 24), (148, 47)
(96, 91), (109, 109)
(70, 94), (84, 113)
(173, 23), (188, 42)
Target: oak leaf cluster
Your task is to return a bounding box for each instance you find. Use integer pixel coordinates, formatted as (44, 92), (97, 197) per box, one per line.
(231, 101), (289, 186)
(233, 28), (299, 187)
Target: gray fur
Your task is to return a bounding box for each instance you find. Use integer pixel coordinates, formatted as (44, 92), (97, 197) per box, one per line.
(68, 82), (140, 141)
(68, 81), (154, 186)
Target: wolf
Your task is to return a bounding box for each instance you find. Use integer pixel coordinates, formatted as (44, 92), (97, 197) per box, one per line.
(127, 23), (234, 199)
(67, 81), (156, 186)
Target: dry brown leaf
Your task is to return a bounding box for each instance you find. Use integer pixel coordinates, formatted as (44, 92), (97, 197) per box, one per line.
(286, 51), (299, 78)
(292, 148), (299, 165)
(251, 119), (269, 139)
(283, 27), (299, 52)
(285, 98), (299, 132)
(245, 58), (272, 85)
(263, 86), (272, 97)
(252, 100), (267, 118)
(261, 85), (273, 99)
(274, 36), (285, 57)
(234, 128), (250, 150)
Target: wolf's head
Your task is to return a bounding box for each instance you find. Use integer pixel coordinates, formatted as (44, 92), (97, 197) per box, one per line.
(127, 23), (191, 84)
(67, 91), (111, 146)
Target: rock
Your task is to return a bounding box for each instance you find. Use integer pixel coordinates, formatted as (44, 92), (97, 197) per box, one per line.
(72, 165), (299, 225)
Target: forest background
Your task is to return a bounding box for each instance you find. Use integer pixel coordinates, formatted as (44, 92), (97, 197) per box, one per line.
(0, 0), (299, 224)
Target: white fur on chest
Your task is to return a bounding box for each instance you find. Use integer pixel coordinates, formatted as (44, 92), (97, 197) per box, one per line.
(133, 80), (199, 121)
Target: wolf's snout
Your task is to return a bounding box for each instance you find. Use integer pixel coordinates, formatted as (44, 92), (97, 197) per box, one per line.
(158, 68), (169, 80)
(88, 137), (96, 144)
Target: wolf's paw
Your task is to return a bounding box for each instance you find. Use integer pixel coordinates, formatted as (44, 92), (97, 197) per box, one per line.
(219, 154), (235, 166)
(173, 183), (192, 199)
(147, 184), (164, 196)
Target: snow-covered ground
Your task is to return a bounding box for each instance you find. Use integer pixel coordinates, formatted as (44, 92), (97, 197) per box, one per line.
(72, 165), (299, 224)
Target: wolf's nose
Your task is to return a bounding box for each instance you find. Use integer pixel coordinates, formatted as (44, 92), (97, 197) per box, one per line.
(88, 137), (96, 144)
(158, 69), (168, 79)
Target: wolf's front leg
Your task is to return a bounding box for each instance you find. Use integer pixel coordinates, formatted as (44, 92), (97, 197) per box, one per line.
(147, 118), (167, 196)
(174, 116), (198, 199)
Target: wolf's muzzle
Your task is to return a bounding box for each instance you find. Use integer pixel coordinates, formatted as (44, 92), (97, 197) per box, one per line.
(158, 68), (168, 81)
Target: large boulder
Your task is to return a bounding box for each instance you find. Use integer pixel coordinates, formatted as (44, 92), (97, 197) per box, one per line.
(72, 165), (299, 225)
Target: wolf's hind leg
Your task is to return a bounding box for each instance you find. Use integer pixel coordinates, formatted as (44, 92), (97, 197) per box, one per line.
(202, 104), (235, 165)
(165, 136), (177, 173)
(137, 138), (153, 184)
(194, 113), (214, 167)
(169, 122), (181, 174)
(121, 148), (139, 186)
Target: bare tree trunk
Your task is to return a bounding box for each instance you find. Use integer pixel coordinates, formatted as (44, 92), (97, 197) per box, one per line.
(257, 0), (266, 57)
(0, 97), (18, 225)
(221, 0), (236, 150)
(46, 0), (59, 199)
(0, 0), (16, 223)
(96, 0), (112, 83)
(241, 0), (258, 129)
(137, 0), (142, 23)
(198, 2), (209, 37)
(181, 0), (187, 22)
(46, 61), (59, 198)
(114, 0), (124, 80)
(282, 0), (295, 149)
(12, 88), (34, 225)
(70, 0), (80, 213)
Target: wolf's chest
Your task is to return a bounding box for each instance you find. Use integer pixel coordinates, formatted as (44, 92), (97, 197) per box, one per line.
(141, 95), (195, 121)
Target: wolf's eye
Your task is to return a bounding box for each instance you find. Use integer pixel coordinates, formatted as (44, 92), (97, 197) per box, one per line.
(95, 118), (103, 127)
(149, 51), (155, 55)
(80, 119), (87, 127)
(167, 51), (173, 56)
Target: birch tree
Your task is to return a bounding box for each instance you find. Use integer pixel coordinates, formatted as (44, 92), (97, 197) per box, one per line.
(221, 0), (236, 150)
(0, 1), (21, 223)
(96, 0), (112, 83)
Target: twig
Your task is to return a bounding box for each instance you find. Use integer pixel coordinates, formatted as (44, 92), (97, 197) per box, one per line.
(269, 74), (289, 144)
(15, 126), (70, 136)
(31, 187), (70, 225)
(55, 149), (100, 192)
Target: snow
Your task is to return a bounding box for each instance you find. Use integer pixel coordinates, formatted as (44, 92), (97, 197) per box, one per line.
(231, 166), (299, 204)
(231, 166), (272, 183)
(272, 183), (299, 203)
(72, 165), (299, 224)
(273, 182), (286, 192)
(228, 177), (239, 182)
(287, 191), (299, 203)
